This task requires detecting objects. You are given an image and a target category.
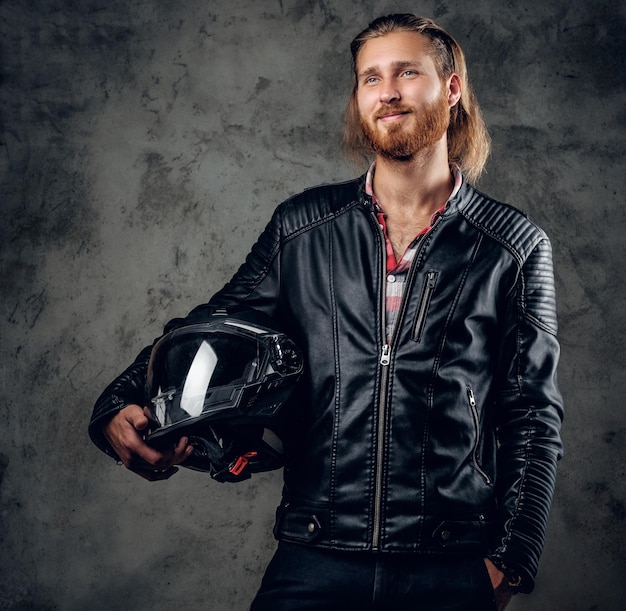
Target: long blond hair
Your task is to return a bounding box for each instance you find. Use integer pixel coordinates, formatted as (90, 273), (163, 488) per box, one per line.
(343, 14), (491, 184)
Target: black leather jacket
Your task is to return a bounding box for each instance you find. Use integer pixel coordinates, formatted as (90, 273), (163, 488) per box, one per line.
(89, 175), (563, 593)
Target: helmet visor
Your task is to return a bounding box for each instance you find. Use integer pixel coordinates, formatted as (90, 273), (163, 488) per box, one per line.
(146, 323), (301, 438)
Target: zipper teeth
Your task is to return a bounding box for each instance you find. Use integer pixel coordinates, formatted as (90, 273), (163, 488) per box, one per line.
(467, 386), (492, 485)
(372, 364), (389, 549)
(412, 271), (437, 342)
(371, 213), (440, 550)
(372, 216), (388, 551)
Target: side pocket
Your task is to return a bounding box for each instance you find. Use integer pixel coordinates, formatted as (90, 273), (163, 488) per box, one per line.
(474, 557), (499, 611)
(411, 271), (438, 342)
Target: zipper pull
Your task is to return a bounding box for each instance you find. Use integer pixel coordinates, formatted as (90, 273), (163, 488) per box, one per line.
(467, 386), (476, 407)
(380, 344), (391, 366)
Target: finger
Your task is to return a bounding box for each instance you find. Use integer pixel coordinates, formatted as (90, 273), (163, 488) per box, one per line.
(128, 436), (192, 470)
(127, 445), (181, 471)
(127, 406), (150, 432)
(109, 430), (176, 471)
(145, 436), (193, 466)
(172, 436), (193, 464)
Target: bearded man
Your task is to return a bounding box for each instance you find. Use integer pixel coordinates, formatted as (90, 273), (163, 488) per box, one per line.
(90, 14), (563, 611)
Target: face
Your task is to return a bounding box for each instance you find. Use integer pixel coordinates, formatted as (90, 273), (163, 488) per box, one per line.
(355, 31), (457, 160)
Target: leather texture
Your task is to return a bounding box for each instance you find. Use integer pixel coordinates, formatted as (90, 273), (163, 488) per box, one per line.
(89, 175), (563, 593)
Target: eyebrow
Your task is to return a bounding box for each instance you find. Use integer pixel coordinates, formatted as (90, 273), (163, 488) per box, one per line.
(357, 60), (423, 79)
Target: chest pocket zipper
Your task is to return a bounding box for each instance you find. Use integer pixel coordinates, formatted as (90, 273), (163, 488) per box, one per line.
(411, 271), (438, 342)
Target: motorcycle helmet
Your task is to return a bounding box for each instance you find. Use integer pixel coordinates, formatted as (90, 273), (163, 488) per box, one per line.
(144, 309), (303, 481)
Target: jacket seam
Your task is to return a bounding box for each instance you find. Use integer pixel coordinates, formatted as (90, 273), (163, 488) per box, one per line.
(459, 205), (544, 269)
(280, 198), (363, 242)
(328, 220), (340, 545)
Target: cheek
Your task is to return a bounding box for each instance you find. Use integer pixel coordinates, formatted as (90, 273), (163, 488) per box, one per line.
(426, 82), (448, 105)
(356, 89), (376, 116)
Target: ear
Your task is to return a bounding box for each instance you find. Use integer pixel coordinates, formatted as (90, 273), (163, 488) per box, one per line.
(447, 73), (462, 108)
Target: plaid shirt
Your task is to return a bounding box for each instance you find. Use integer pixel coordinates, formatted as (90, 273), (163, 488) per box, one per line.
(365, 162), (463, 341)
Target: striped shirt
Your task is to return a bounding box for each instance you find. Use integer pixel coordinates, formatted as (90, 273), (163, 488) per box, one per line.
(365, 162), (463, 341)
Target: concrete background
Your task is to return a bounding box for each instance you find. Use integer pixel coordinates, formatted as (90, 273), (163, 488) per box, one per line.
(1, 0), (625, 609)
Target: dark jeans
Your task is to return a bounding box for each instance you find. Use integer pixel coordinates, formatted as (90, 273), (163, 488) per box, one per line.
(250, 542), (497, 611)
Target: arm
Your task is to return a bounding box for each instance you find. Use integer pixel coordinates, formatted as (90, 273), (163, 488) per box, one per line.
(88, 205), (286, 477)
(102, 404), (192, 481)
(88, 327), (193, 481)
(488, 236), (564, 593)
(88, 344), (153, 459)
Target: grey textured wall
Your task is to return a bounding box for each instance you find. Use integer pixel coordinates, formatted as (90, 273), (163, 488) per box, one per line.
(1, 1), (625, 609)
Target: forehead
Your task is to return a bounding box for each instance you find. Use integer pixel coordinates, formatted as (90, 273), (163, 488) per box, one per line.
(356, 31), (436, 74)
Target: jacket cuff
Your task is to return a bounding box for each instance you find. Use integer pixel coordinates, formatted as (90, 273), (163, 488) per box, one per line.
(87, 399), (128, 461)
(88, 345), (153, 459)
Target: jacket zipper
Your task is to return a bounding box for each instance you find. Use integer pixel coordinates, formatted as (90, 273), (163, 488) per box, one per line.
(371, 212), (441, 551)
(372, 344), (390, 550)
(466, 386), (492, 485)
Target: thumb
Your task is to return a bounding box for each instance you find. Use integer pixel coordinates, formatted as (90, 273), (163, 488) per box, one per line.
(125, 404), (150, 432)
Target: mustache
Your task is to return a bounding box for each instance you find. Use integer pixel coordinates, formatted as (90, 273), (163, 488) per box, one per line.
(374, 105), (413, 120)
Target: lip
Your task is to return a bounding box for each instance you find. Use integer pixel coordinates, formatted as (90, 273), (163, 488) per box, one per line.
(377, 111), (410, 123)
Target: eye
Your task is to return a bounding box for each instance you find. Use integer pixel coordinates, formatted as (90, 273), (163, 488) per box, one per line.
(401, 70), (417, 77)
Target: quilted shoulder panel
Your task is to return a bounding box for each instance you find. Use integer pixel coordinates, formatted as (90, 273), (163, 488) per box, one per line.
(461, 192), (545, 266)
(522, 238), (558, 334)
(461, 191), (558, 334)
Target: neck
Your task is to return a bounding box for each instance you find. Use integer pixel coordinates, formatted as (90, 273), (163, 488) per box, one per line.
(372, 141), (453, 216)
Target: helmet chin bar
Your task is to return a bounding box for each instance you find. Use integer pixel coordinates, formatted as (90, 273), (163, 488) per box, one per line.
(182, 423), (285, 482)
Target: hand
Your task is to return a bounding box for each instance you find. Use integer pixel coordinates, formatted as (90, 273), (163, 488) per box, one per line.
(103, 404), (193, 481)
(483, 558), (513, 611)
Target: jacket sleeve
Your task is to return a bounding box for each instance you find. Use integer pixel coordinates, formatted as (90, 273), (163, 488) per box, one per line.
(87, 318), (184, 459)
(87, 206), (285, 459)
(487, 235), (564, 593)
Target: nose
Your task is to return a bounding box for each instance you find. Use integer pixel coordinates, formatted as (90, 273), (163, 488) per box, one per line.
(380, 81), (400, 103)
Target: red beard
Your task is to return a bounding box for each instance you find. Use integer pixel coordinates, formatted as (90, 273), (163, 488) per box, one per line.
(359, 92), (450, 161)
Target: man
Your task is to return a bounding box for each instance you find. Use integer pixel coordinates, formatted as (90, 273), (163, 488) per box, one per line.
(89, 14), (563, 611)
